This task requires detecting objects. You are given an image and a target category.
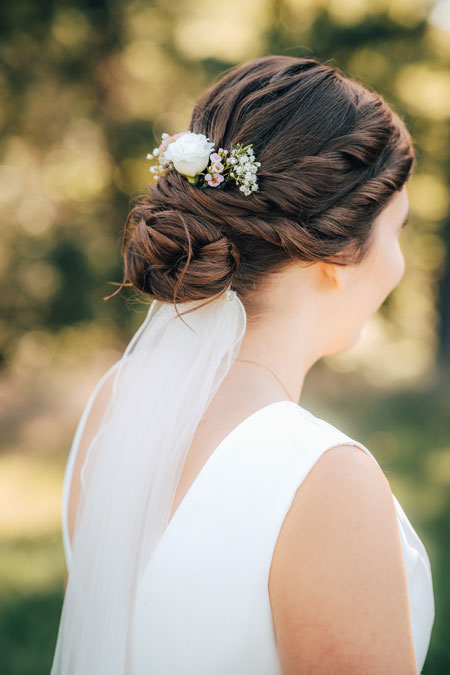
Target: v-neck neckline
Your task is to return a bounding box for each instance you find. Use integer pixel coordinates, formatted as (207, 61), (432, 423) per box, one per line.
(161, 399), (301, 540)
(150, 399), (382, 568)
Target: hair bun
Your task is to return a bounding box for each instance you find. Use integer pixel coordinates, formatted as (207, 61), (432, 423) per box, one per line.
(123, 188), (240, 304)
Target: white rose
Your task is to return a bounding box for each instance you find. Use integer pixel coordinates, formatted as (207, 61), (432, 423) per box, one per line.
(164, 132), (215, 177)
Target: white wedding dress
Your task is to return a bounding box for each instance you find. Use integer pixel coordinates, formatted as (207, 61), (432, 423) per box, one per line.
(62, 399), (434, 674)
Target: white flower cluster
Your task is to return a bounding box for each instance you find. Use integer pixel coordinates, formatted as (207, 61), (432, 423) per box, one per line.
(227, 144), (261, 196)
(146, 132), (261, 196)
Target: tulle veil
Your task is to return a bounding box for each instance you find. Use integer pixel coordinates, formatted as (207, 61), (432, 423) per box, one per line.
(50, 286), (247, 673)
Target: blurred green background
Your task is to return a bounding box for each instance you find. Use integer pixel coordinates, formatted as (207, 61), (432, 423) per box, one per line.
(0, 0), (449, 672)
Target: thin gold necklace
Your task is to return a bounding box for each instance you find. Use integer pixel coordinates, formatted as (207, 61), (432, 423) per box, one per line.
(235, 358), (296, 403)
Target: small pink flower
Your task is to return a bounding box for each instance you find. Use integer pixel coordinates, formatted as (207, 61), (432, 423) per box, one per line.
(205, 173), (225, 187)
(210, 152), (221, 163)
(210, 161), (224, 173)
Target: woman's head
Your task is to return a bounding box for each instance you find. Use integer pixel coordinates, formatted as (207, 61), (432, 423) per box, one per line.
(119, 55), (415, 327)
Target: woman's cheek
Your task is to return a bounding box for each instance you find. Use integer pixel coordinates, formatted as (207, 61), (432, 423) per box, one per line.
(393, 240), (406, 286)
(383, 239), (405, 293)
(374, 241), (405, 310)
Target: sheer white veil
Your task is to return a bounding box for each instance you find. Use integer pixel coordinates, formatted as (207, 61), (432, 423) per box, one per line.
(50, 286), (247, 673)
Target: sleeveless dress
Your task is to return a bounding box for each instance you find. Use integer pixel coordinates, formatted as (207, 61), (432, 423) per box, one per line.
(62, 400), (434, 674)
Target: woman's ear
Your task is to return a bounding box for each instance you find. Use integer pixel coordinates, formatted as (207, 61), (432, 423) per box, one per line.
(317, 261), (345, 291)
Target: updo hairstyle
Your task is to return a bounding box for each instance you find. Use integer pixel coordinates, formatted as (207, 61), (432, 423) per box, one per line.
(116, 55), (415, 322)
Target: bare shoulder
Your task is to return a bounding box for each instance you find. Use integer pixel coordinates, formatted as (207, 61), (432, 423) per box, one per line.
(268, 443), (417, 675)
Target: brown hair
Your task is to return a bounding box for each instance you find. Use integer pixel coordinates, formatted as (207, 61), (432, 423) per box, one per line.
(111, 55), (415, 322)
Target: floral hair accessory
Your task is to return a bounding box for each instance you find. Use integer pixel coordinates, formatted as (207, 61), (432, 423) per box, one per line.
(147, 131), (261, 196)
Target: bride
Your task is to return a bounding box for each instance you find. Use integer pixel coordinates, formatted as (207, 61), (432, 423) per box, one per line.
(51, 55), (434, 674)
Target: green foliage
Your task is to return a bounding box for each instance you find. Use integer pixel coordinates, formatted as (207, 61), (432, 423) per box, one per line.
(0, 0), (449, 672)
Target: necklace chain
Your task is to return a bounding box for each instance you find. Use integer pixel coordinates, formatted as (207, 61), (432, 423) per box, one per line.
(235, 358), (296, 403)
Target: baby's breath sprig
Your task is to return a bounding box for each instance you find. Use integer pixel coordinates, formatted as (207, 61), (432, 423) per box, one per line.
(146, 132), (187, 179)
(226, 143), (261, 195)
(200, 143), (261, 195)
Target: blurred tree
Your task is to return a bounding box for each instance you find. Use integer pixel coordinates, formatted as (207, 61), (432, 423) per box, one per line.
(437, 216), (450, 382)
(0, 0), (448, 387)
(0, 1), (449, 670)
